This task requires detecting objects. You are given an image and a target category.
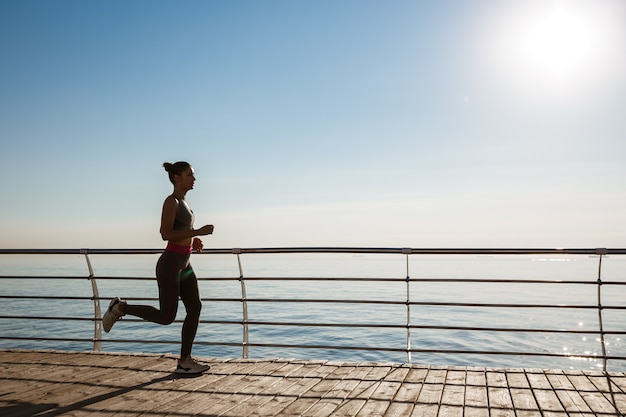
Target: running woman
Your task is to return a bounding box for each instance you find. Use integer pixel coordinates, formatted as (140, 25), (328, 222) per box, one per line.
(102, 161), (214, 374)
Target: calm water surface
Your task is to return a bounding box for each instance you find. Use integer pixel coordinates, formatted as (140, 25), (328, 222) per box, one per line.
(1, 252), (624, 371)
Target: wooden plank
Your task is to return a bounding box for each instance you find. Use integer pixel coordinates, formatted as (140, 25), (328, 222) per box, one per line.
(363, 365), (393, 381)
(489, 408), (516, 417)
(509, 387), (538, 411)
(486, 370), (508, 388)
(533, 386), (566, 414)
(612, 391), (626, 413)
(383, 401), (414, 417)
(292, 376), (345, 416)
(393, 382), (422, 403)
(526, 371), (552, 390)
(403, 367), (428, 384)
(370, 381), (402, 401)
(507, 371), (530, 389)
(292, 380), (362, 417)
(415, 382), (444, 404)
(554, 389), (593, 415)
(278, 396), (322, 416)
(424, 368), (447, 384)
(353, 379), (401, 416)
(322, 378), (362, 400)
(245, 372), (320, 415)
(2, 350), (626, 417)
(459, 405), (489, 417)
(112, 371), (225, 415)
(354, 399), (390, 417)
(566, 373), (618, 414)
(464, 385), (488, 408)
(249, 396), (307, 417)
(8, 353), (168, 415)
(488, 387), (514, 410)
(586, 372), (612, 391)
(548, 372), (593, 415)
(326, 399), (367, 417)
(409, 403), (439, 417)
(546, 370), (574, 390)
(445, 368), (466, 385)
(385, 366), (410, 383)
(437, 404), (464, 417)
(248, 373), (320, 417)
(441, 384), (465, 406)
(96, 365), (214, 416)
(564, 373), (597, 392)
(198, 362), (305, 416)
(465, 369), (487, 386)
(345, 379), (382, 401)
(578, 389), (618, 415)
(514, 411), (542, 417)
(608, 372), (626, 392)
(302, 389), (351, 416)
(199, 392), (256, 416)
(462, 368), (487, 417)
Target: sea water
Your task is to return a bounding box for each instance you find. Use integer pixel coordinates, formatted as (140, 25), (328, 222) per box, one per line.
(0, 252), (624, 371)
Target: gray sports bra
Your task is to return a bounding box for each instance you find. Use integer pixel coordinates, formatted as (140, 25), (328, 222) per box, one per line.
(172, 196), (194, 231)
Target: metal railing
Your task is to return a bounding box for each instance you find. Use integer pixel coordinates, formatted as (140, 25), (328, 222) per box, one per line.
(1, 247), (625, 372)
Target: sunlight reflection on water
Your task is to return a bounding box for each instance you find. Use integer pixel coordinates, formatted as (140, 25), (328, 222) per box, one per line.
(1, 253), (624, 371)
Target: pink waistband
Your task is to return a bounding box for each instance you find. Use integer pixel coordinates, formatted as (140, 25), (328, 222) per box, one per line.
(165, 242), (193, 254)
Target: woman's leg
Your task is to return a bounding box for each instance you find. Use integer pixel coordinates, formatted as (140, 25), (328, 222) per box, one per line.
(124, 251), (182, 325)
(178, 263), (202, 358)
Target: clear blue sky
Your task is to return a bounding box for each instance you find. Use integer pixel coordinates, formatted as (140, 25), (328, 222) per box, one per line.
(1, 0), (625, 249)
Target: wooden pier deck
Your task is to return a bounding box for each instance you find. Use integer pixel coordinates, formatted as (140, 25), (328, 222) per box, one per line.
(1, 350), (624, 416)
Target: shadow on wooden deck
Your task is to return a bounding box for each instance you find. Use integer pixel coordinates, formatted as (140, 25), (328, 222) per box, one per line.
(1, 349), (624, 416)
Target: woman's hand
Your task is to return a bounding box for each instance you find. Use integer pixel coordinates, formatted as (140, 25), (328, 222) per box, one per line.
(196, 225), (214, 236)
(192, 238), (204, 252)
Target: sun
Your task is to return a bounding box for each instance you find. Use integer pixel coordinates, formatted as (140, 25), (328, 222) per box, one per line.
(471, 0), (624, 106)
(522, 4), (593, 79)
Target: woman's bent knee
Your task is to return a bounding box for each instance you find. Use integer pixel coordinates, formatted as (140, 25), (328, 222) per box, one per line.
(158, 312), (177, 325)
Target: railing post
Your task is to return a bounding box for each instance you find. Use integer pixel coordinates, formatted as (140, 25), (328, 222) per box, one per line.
(81, 249), (102, 352)
(596, 248), (608, 372)
(403, 248), (412, 364)
(233, 249), (249, 359)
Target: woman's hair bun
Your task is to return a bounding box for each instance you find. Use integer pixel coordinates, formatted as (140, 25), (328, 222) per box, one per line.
(163, 161), (191, 184)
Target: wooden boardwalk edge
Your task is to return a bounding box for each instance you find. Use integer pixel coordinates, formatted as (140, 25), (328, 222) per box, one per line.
(1, 349), (625, 416)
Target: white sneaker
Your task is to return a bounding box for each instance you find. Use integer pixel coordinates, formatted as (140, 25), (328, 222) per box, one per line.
(175, 357), (210, 374)
(102, 297), (126, 333)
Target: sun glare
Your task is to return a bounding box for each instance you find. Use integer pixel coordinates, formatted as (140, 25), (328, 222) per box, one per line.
(473, 0), (624, 104)
(523, 4), (592, 78)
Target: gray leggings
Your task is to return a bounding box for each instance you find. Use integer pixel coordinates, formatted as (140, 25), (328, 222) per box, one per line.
(125, 250), (202, 357)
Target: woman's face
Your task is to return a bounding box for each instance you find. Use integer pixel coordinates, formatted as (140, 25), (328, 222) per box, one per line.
(175, 167), (196, 190)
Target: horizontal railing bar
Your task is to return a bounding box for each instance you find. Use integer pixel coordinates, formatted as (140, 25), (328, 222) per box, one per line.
(99, 276), (239, 281)
(0, 316), (626, 335)
(239, 321), (626, 334)
(3, 275), (626, 287)
(0, 295), (96, 301)
(207, 277), (626, 286)
(6, 336), (626, 360)
(200, 297), (626, 309)
(0, 276), (92, 280)
(2, 247), (626, 255)
(6, 336), (623, 362)
(97, 339), (245, 347)
(0, 336), (95, 343)
(0, 316), (95, 321)
(1, 316), (624, 335)
(2, 295), (625, 310)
